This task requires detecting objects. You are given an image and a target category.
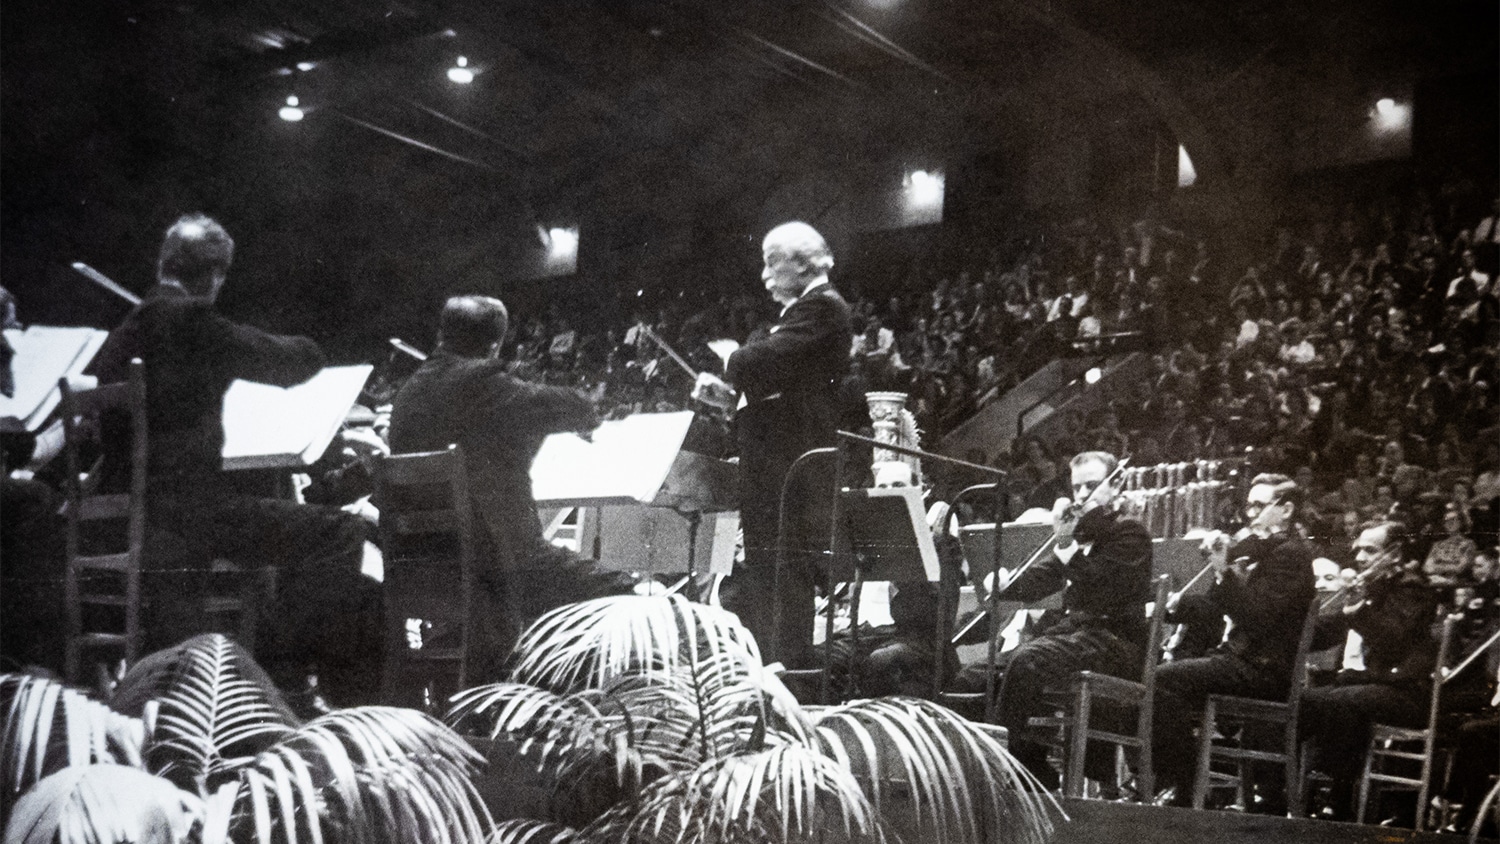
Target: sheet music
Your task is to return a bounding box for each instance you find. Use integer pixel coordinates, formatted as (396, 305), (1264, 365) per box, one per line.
(0, 326), (108, 432)
(220, 364), (373, 470)
(531, 410), (695, 505)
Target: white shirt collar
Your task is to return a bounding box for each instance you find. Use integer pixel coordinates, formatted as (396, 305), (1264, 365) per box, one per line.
(780, 279), (830, 316)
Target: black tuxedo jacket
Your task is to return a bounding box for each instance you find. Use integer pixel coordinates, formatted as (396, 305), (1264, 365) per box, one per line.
(725, 283), (853, 528)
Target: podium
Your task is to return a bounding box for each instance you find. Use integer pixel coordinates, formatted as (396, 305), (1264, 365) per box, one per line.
(531, 411), (738, 585)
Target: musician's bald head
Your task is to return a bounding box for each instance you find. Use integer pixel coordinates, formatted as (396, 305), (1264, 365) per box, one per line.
(158, 213), (234, 300)
(762, 222), (834, 305)
(438, 295), (509, 358)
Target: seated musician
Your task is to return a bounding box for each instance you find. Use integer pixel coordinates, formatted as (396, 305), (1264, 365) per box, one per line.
(89, 214), (379, 709)
(1151, 473), (1316, 808)
(387, 295), (637, 681)
(1301, 519), (1438, 822)
(988, 450), (1153, 789)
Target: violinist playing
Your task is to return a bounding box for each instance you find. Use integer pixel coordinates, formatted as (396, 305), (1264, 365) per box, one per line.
(1152, 473), (1316, 809)
(991, 450), (1153, 790)
(1300, 519), (1439, 822)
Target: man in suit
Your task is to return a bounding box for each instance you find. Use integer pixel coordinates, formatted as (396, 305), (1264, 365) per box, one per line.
(1301, 520), (1438, 821)
(1152, 473), (1317, 807)
(992, 450), (1153, 788)
(388, 295), (638, 680)
(90, 214), (378, 708)
(713, 221), (853, 666)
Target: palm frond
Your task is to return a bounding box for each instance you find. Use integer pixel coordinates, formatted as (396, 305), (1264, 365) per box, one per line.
(813, 697), (1059, 844)
(112, 633), (297, 723)
(3, 763), (203, 844)
(508, 595), (759, 694)
(229, 706), (492, 844)
(0, 673), (145, 814)
(146, 634), (296, 791)
(486, 819), (580, 844)
(591, 743), (880, 844)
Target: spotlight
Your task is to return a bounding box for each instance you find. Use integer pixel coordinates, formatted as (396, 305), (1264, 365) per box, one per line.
(905, 169), (943, 206)
(278, 96), (304, 122)
(447, 56), (474, 84)
(295, 61), (316, 72)
(1372, 97), (1409, 131)
(1084, 366), (1103, 385)
(548, 226), (579, 258)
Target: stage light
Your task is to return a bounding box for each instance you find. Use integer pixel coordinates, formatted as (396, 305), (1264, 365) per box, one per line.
(1372, 97), (1409, 131)
(1084, 366), (1102, 385)
(548, 226), (579, 258)
(906, 169), (943, 206)
(447, 56), (474, 84)
(278, 96), (304, 122)
(1177, 145), (1197, 188)
(295, 61), (316, 72)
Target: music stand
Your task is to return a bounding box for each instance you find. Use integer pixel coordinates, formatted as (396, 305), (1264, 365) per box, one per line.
(783, 431), (1004, 704)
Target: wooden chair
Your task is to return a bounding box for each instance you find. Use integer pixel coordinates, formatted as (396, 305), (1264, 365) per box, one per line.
(1191, 596), (1322, 815)
(373, 445), (477, 711)
(1356, 614), (1458, 830)
(1028, 574), (1172, 799)
(59, 360), (267, 683)
(60, 361), (148, 683)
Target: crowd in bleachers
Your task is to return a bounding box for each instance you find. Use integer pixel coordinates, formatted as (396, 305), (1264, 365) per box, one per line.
(491, 189), (1499, 589)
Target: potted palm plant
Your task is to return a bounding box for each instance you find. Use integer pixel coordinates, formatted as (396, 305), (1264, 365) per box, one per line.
(447, 594), (1060, 844)
(2, 634), (490, 843)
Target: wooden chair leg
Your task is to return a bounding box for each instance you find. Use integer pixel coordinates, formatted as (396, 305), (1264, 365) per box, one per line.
(1066, 683), (1091, 799)
(1416, 738), (1435, 833)
(1357, 738), (1377, 824)
(1192, 700), (1216, 810)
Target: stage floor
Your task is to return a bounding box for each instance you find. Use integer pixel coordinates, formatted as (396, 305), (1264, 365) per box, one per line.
(1050, 798), (1490, 844)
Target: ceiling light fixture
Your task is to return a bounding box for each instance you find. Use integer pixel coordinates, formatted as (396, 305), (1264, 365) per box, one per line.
(447, 56), (474, 84)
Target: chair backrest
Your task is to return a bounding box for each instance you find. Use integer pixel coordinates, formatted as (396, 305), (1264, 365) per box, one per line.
(1285, 596), (1323, 712)
(58, 358), (148, 679)
(373, 445), (476, 701)
(1142, 574), (1172, 685)
(1424, 614), (1460, 738)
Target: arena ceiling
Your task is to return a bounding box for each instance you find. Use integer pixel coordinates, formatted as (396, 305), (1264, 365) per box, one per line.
(1, 0), (1494, 339)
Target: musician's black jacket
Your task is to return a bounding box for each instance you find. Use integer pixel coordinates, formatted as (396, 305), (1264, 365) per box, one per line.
(1314, 571), (1440, 690)
(724, 282), (854, 536)
(1004, 507), (1154, 647)
(388, 349), (597, 571)
(1205, 532), (1317, 670)
(90, 283), (325, 485)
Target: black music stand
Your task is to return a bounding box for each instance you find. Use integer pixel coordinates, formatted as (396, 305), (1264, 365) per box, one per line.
(780, 432), (1003, 705)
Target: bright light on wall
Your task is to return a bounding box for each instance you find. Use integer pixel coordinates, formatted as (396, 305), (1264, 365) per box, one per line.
(1372, 97), (1410, 131)
(906, 170), (944, 206)
(1177, 145), (1197, 188)
(278, 96), (304, 122)
(547, 227), (579, 258)
(448, 56), (474, 84)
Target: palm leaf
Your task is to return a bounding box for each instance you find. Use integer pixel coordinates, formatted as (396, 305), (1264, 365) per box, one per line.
(589, 743), (880, 844)
(508, 595), (759, 694)
(3, 763), (202, 844)
(229, 706), (492, 844)
(813, 697), (1059, 844)
(112, 633), (297, 722)
(146, 634), (295, 791)
(487, 819), (580, 844)
(0, 673), (145, 814)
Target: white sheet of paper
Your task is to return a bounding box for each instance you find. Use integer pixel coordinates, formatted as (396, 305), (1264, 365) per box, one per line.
(220, 364), (373, 470)
(531, 410), (694, 505)
(0, 326), (108, 432)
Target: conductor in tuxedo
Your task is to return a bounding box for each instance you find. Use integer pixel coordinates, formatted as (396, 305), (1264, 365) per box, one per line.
(717, 222), (853, 666)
